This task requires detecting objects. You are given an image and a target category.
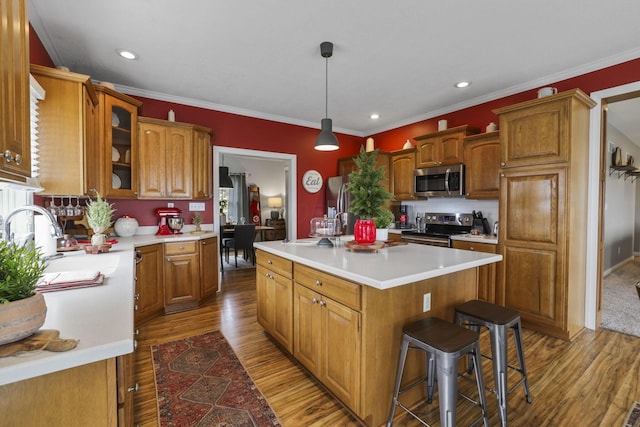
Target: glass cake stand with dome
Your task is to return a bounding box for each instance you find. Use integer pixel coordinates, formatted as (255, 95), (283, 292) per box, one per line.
(309, 215), (342, 247)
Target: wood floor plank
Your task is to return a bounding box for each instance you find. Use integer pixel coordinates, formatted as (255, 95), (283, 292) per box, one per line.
(132, 267), (640, 426)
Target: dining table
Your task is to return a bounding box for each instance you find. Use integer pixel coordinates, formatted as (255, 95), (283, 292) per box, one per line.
(221, 224), (275, 242)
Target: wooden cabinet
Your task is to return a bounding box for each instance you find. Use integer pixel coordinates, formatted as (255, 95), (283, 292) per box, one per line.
(199, 237), (219, 299)
(138, 117), (211, 199)
(293, 264), (361, 412)
(134, 244), (164, 325)
(30, 65), (99, 196)
(164, 241), (200, 313)
(414, 125), (479, 168)
(264, 218), (286, 241)
(116, 353), (135, 426)
(192, 128), (212, 199)
(338, 150), (390, 183)
(94, 86), (142, 199)
(494, 89), (596, 340)
(451, 239), (497, 302)
(256, 251), (293, 352)
(390, 149), (416, 200)
(0, 0), (30, 180)
(464, 131), (500, 199)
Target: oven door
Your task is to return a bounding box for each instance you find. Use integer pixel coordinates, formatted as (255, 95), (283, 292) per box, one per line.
(400, 234), (451, 247)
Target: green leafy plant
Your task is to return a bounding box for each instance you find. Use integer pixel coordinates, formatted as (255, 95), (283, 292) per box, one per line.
(219, 199), (228, 212)
(192, 213), (202, 226)
(86, 193), (115, 232)
(346, 147), (393, 228)
(0, 241), (47, 304)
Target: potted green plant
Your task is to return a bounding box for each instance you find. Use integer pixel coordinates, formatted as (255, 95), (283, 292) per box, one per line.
(0, 240), (48, 345)
(86, 193), (115, 246)
(219, 198), (228, 225)
(346, 147), (393, 243)
(192, 213), (203, 233)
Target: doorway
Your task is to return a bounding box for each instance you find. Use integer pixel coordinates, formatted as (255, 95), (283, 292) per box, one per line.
(586, 81), (640, 329)
(213, 147), (297, 241)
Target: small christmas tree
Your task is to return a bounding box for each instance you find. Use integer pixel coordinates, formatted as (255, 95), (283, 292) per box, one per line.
(346, 147), (393, 226)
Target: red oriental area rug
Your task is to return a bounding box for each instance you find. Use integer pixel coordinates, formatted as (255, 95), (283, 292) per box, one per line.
(152, 331), (281, 426)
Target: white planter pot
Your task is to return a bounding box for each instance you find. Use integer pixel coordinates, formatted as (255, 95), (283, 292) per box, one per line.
(376, 228), (389, 242)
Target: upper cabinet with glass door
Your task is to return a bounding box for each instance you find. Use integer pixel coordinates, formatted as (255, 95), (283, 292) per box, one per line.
(94, 86), (142, 198)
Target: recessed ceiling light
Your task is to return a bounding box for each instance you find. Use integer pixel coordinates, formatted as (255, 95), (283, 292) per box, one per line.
(455, 81), (471, 88)
(116, 49), (138, 60)
(370, 113), (380, 120)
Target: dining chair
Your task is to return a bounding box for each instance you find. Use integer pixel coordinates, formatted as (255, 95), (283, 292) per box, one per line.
(222, 224), (256, 268)
(219, 226), (235, 270)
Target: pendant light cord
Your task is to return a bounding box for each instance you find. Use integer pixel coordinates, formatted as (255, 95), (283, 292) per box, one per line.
(325, 56), (329, 118)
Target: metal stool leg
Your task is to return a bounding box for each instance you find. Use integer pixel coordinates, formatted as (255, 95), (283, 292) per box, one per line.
(471, 343), (490, 427)
(435, 351), (458, 427)
(426, 351), (436, 404)
(487, 323), (508, 427)
(386, 336), (410, 427)
(512, 320), (532, 403)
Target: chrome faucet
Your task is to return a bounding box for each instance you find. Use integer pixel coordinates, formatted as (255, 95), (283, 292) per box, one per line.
(2, 205), (63, 243)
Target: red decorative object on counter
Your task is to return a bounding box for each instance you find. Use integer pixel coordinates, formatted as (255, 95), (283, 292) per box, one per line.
(354, 218), (376, 244)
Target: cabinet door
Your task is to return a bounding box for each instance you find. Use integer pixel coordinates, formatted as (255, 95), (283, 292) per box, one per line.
(192, 129), (212, 200)
(135, 244), (164, 325)
(415, 135), (440, 168)
(199, 237), (218, 299)
(294, 283), (322, 374)
(498, 98), (570, 168)
(338, 157), (357, 176)
(138, 122), (167, 198)
(464, 132), (500, 199)
(498, 167), (566, 333)
(165, 126), (193, 198)
(103, 94), (139, 198)
(440, 132), (465, 165)
(256, 265), (272, 331)
(322, 296), (361, 412)
(0, 0), (30, 180)
(116, 353), (135, 426)
(390, 150), (415, 200)
(164, 252), (200, 313)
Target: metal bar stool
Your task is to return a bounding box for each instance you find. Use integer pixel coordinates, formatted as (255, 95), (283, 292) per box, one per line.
(386, 317), (489, 427)
(454, 300), (532, 427)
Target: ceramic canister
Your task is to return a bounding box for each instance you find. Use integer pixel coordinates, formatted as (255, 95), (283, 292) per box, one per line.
(114, 214), (139, 237)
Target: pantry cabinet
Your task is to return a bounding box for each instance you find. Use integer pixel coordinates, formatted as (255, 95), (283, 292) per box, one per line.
(293, 264), (361, 412)
(0, 0), (30, 180)
(494, 89), (596, 340)
(30, 65), (99, 196)
(463, 131), (500, 199)
(390, 148), (416, 200)
(138, 117), (211, 200)
(256, 251), (293, 352)
(163, 241), (200, 313)
(94, 86), (142, 199)
(414, 125), (479, 168)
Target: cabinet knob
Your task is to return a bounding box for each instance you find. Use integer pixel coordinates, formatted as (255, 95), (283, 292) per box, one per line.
(134, 293), (140, 300)
(315, 280), (322, 286)
(312, 297), (319, 304)
(134, 304), (138, 311)
(319, 300), (326, 307)
(469, 246), (475, 251)
(501, 162), (506, 167)
(202, 241), (206, 245)
(267, 260), (273, 264)
(134, 339), (138, 350)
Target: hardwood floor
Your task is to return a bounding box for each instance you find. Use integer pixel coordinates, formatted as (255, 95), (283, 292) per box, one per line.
(133, 268), (640, 426)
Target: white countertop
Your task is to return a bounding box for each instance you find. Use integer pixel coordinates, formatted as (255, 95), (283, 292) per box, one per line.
(254, 238), (502, 290)
(450, 233), (498, 244)
(0, 231), (217, 386)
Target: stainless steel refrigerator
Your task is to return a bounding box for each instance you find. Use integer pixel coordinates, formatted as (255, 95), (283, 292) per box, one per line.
(326, 175), (356, 235)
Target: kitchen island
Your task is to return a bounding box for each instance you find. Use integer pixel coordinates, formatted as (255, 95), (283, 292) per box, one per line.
(0, 232), (217, 426)
(254, 239), (502, 427)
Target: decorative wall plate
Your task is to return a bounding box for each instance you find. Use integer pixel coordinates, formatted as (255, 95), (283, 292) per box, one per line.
(302, 170), (323, 193)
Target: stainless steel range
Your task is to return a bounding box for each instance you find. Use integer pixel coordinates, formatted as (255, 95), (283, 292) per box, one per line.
(401, 212), (473, 247)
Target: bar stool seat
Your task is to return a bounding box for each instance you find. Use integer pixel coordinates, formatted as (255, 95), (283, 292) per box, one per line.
(386, 317), (489, 427)
(455, 300), (532, 427)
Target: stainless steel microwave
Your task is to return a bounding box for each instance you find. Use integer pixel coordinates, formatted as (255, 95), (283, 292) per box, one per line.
(414, 164), (465, 197)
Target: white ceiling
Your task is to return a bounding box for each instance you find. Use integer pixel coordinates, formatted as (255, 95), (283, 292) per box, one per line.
(28, 0), (640, 137)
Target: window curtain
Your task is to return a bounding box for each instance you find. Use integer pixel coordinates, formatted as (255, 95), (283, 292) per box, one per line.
(228, 173), (248, 224)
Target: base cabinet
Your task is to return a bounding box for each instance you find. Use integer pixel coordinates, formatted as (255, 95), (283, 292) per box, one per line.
(451, 240), (497, 302)
(134, 244), (164, 324)
(256, 251), (293, 352)
(200, 237), (219, 299)
(293, 268), (361, 413)
(164, 241), (201, 313)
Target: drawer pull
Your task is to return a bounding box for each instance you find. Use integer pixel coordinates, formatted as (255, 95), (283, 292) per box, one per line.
(469, 247), (475, 251)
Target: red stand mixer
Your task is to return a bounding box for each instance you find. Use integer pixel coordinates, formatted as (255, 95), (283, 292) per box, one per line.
(155, 207), (184, 235)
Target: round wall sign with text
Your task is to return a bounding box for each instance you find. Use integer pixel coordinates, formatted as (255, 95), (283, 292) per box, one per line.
(302, 170), (323, 193)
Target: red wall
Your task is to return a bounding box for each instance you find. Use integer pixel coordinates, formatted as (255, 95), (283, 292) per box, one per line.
(29, 24), (640, 236)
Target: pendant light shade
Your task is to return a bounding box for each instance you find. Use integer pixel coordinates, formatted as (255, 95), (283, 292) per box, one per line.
(219, 166), (234, 188)
(315, 41), (339, 151)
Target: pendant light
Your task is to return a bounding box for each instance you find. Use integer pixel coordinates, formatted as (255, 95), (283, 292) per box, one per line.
(315, 41), (339, 151)
(219, 166), (233, 188)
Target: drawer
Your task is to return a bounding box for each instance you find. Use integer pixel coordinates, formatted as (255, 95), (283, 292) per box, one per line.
(295, 264), (361, 311)
(164, 241), (198, 256)
(451, 240), (497, 254)
(256, 250), (292, 279)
